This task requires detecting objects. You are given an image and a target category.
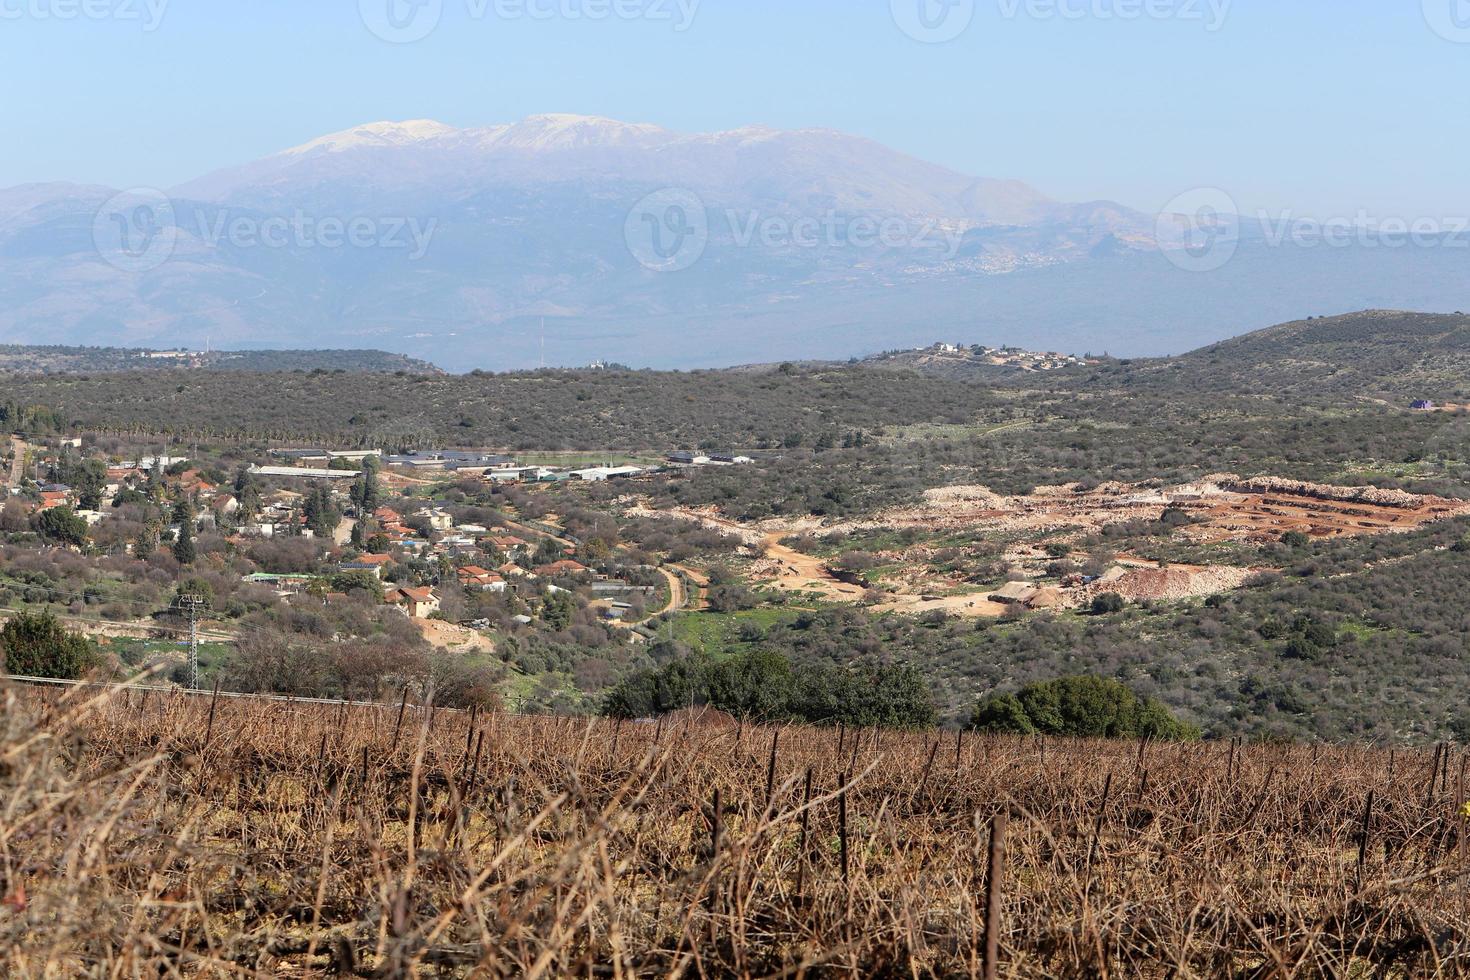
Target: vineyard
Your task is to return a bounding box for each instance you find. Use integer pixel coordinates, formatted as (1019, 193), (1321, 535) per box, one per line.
(5, 682), (1470, 976)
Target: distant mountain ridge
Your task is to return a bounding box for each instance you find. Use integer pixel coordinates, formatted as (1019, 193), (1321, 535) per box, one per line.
(0, 345), (440, 375)
(3, 115), (1470, 368)
(174, 115), (1085, 228)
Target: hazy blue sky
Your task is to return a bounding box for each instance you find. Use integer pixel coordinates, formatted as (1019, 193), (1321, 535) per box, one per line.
(4, 0), (1468, 216)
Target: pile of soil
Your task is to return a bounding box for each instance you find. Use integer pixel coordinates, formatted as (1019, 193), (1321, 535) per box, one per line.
(1101, 565), (1256, 602)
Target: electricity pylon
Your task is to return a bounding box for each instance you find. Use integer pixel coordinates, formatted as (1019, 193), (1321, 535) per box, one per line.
(175, 594), (207, 690)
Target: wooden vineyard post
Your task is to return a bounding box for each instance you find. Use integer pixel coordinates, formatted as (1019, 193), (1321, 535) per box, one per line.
(201, 678), (221, 755)
(391, 688), (408, 750)
(838, 776), (850, 888)
(765, 730), (780, 809)
(983, 811), (1008, 980)
(1357, 790), (1374, 892)
(796, 767), (813, 903)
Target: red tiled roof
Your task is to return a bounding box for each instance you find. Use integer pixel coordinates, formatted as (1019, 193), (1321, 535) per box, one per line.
(535, 559), (589, 576)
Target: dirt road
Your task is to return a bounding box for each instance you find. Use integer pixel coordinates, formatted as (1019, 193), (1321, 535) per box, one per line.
(633, 507), (1004, 615)
(757, 533), (866, 601)
(655, 567), (685, 615)
(7, 436), (27, 489)
(871, 593), (1009, 618)
(669, 563), (708, 611)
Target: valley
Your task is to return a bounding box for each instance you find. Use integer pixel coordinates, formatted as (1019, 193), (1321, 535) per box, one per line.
(5, 310), (1470, 745)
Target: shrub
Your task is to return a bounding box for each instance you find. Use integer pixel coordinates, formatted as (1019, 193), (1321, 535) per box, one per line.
(602, 650), (936, 728)
(0, 610), (97, 679)
(971, 675), (1198, 741)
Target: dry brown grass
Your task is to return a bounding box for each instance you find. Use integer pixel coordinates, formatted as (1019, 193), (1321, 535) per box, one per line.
(4, 680), (1470, 977)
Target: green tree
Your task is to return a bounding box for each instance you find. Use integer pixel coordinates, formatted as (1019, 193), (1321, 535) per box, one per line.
(971, 676), (1198, 741)
(59, 457), (107, 510)
(171, 494), (196, 527)
(971, 693), (1035, 735)
(602, 651), (937, 728)
(133, 522), (161, 559)
(173, 520), (197, 564)
(705, 649), (794, 721)
(1091, 592), (1125, 615)
(0, 610), (96, 679)
(36, 505), (88, 547)
(330, 571), (385, 600)
(541, 590), (575, 631)
(534, 536), (563, 565)
(303, 486), (340, 538)
(350, 460), (381, 513)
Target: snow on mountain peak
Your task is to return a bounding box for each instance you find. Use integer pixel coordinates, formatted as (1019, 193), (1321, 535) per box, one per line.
(283, 119), (458, 156)
(488, 114), (671, 149)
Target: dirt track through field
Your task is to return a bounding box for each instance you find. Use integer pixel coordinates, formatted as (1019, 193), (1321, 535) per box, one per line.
(7, 436), (26, 489)
(632, 507), (1007, 616)
(758, 533), (867, 601)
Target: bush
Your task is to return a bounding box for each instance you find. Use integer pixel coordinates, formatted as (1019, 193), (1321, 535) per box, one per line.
(971, 676), (1198, 741)
(1091, 592), (1125, 615)
(0, 610), (97, 679)
(602, 650), (937, 728)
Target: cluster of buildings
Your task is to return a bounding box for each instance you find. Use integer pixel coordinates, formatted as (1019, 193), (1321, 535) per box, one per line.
(259, 446), (756, 484)
(4, 438), (682, 629)
(7, 451), (238, 533)
(919, 343), (1092, 371)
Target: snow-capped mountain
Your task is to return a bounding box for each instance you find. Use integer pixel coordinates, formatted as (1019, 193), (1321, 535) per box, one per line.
(1, 115), (1465, 369)
(174, 113), (1104, 231)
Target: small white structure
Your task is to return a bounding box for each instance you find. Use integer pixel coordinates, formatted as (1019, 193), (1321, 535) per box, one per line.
(250, 465), (360, 480)
(570, 466), (645, 481)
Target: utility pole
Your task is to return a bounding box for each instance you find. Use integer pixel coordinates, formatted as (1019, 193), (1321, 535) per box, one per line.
(176, 593), (206, 690)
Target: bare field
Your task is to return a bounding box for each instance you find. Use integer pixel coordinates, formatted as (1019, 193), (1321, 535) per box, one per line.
(874, 475), (1470, 545)
(629, 477), (1469, 617)
(7, 682), (1470, 976)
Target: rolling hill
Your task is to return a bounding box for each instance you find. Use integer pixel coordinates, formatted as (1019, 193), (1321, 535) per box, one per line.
(0, 345), (440, 374)
(1120, 310), (1470, 401)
